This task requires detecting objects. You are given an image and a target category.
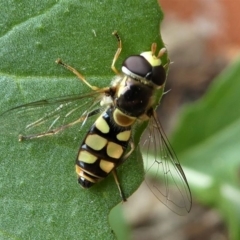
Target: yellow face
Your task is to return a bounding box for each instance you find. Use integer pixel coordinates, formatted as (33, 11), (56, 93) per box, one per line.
(140, 51), (162, 67)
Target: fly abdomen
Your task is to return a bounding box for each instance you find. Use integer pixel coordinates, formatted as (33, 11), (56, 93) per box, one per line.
(76, 107), (133, 188)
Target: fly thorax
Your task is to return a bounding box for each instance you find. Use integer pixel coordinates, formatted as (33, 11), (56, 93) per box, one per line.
(100, 95), (113, 106)
(116, 77), (154, 117)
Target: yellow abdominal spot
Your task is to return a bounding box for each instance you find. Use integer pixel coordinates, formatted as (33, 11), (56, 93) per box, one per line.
(85, 134), (107, 150)
(107, 142), (123, 159)
(75, 165), (83, 175)
(116, 130), (131, 141)
(113, 108), (136, 127)
(78, 151), (97, 164)
(95, 116), (110, 133)
(100, 160), (114, 173)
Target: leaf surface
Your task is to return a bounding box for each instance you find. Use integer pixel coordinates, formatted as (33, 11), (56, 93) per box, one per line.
(0, 0), (165, 239)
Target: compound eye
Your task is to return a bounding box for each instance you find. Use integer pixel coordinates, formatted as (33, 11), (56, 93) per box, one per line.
(152, 65), (166, 86)
(122, 55), (152, 78)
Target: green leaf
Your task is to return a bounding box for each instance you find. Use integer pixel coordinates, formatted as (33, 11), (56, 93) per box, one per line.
(170, 59), (240, 239)
(0, 0), (165, 239)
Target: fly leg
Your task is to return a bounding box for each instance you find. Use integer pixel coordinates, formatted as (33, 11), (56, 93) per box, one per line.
(112, 169), (127, 202)
(112, 140), (135, 202)
(55, 59), (99, 91)
(56, 31), (123, 88)
(111, 31), (122, 75)
(122, 141), (135, 161)
(18, 109), (100, 141)
(19, 116), (85, 141)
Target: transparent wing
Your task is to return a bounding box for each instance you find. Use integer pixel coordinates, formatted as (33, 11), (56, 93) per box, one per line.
(0, 89), (106, 140)
(141, 111), (192, 215)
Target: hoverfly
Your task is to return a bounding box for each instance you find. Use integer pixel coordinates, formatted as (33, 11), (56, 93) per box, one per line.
(0, 31), (191, 214)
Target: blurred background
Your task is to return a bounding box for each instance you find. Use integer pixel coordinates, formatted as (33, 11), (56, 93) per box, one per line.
(121, 0), (240, 239)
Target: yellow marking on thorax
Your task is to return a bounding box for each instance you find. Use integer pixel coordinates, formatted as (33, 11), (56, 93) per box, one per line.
(95, 116), (110, 133)
(107, 142), (123, 159)
(116, 130), (131, 141)
(113, 108), (136, 127)
(117, 76), (127, 98)
(100, 160), (115, 173)
(85, 134), (107, 150)
(78, 150), (97, 163)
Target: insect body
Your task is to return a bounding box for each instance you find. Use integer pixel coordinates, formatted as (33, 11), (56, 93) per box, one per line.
(0, 31), (191, 214)
(76, 107), (132, 194)
(75, 34), (167, 201)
